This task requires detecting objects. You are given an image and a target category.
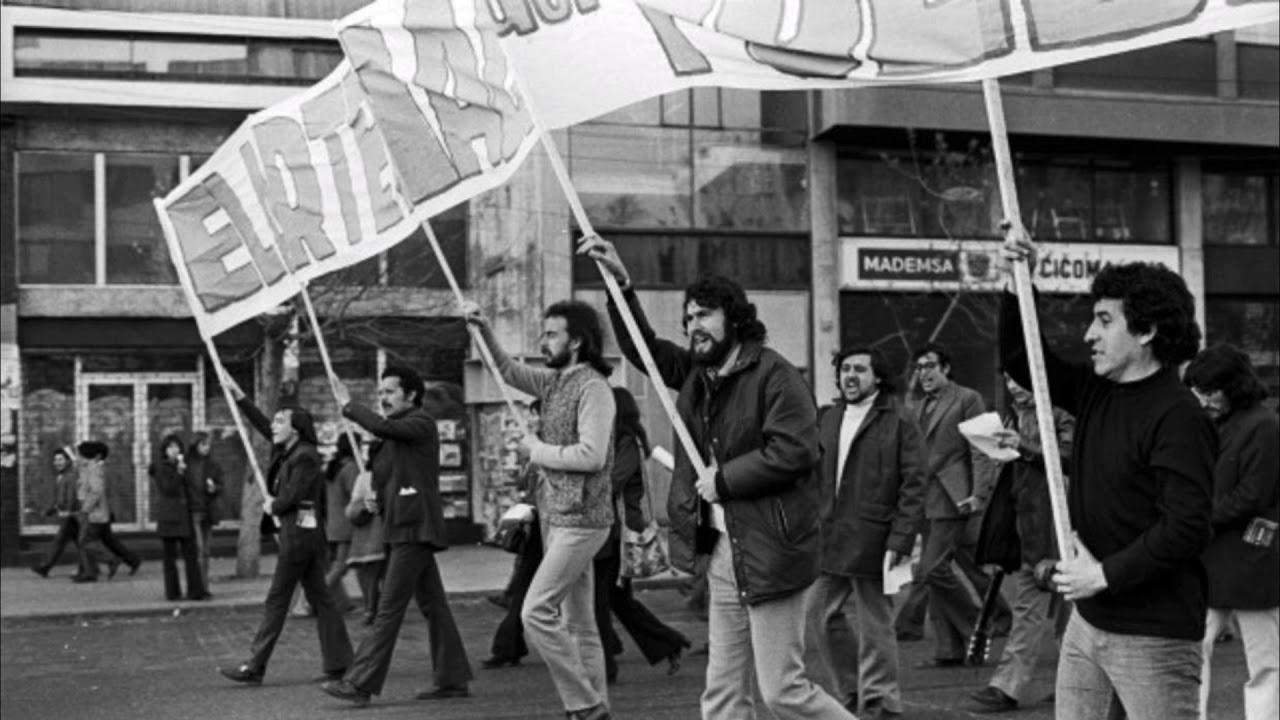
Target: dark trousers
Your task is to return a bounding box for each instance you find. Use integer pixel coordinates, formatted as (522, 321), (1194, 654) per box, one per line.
(37, 515), (81, 573)
(246, 531), (353, 675)
(79, 522), (118, 579)
(598, 554), (689, 666)
(346, 543), (473, 695)
(492, 531), (543, 660)
(593, 553), (625, 679)
(98, 523), (139, 568)
(354, 561), (386, 620)
(161, 537), (206, 600)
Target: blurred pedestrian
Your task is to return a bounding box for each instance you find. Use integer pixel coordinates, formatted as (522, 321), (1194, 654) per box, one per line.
(324, 432), (359, 614)
(219, 376), (353, 686)
(1001, 230), (1215, 720)
(597, 387), (691, 683)
(345, 445), (386, 627)
(32, 446), (82, 578)
(965, 372), (1074, 713)
(805, 346), (926, 719)
(321, 366), (472, 707)
(186, 431), (224, 592)
(1184, 344), (1279, 720)
(73, 441), (123, 583)
(150, 435), (206, 599)
(466, 300), (617, 720)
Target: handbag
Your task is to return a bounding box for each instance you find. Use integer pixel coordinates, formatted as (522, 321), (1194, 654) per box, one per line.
(495, 502), (537, 554)
(619, 461), (670, 579)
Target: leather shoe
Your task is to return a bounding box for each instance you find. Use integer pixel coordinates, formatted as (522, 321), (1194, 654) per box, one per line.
(964, 686), (1018, 713)
(71, 574), (97, 583)
(480, 656), (521, 669)
(312, 669), (347, 683)
(415, 684), (470, 700)
(915, 657), (965, 669)
(566, 703), (611, 720)
(31, 565), (49, 579)
(220, 664), (263, 685)
(128, 560), (141, 576)
(321, 679), (370, 707)
(107, 558), (121, 580)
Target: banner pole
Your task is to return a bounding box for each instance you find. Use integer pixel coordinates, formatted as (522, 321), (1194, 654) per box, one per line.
(291, 282), (366, 456)
(981, 78), (1074, 561)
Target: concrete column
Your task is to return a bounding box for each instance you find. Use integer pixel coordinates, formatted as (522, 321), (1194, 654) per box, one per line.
(1176, 157), (1207, 337)
(809, 137), (840, 402)
(1215, 32), (1239, 100)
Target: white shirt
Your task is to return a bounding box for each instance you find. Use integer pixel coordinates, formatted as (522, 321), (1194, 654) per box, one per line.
(835, 393), (877, 495)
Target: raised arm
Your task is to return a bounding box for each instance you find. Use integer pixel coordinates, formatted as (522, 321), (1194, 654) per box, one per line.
(463, 305), (557, 399)
(343, 403), (435, 444)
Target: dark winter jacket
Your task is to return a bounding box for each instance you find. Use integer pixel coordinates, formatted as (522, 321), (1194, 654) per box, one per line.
(608, 287), (822, 605)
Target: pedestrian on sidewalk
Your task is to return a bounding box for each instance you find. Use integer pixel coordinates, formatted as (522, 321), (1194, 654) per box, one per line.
(150, 435), (206, 600)
(344, 442), (386, 627)
(32, 446), (82, 578)
(1184, 344), (1279, 720)
(581, 234), (854, 720)
(186, 432), (224, 592)
(219, 377), (353, 686)
(323, 432), (358, 614)
(466, 300), (617, 720)
(597, 387), (691, 684)
(321, 366), (472, 707)
(804, 346), (927, 719)
(79, 441), (141, 580)
(1001, 229), (1216, 720)
(964, 372), (1075, 714)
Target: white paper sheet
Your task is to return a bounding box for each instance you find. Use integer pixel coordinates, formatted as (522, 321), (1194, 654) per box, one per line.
(958, 412), (1020, 462)
(883, 552), (913, 595)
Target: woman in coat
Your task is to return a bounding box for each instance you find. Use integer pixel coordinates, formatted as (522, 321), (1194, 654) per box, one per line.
(151, 434), (207, 601)
(345, 438), (386, 626)
(1185, 344), (1279, 720)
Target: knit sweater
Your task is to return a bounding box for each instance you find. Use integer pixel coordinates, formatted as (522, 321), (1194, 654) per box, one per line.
(1000, 292), (1216, 640)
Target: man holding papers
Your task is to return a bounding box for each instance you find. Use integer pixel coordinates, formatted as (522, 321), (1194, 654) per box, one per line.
(805, 347), (927, 719)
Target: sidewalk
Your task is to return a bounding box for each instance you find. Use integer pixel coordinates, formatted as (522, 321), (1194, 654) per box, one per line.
(0, 544), (688, 622)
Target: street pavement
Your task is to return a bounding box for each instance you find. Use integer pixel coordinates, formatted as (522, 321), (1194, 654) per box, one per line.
(1, 546), (1251, 719)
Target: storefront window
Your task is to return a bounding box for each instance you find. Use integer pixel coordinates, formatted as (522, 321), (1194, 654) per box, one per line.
(837, 156), (925, 237)
(1203, 171), (1275, 246)
(19, 354), (77, 530)
(1206, 298), (1280, 411)
(106, 154), (181, 284)
(573, 231), (809, 290)
(569, 125), (691, 228)
(693, 129), (808, 232)
(18, 153), (95, 284)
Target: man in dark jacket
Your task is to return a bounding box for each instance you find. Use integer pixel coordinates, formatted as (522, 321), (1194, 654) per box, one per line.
(322, 366), (472, 707)
(580, 234), (854, 720)
(219, 379), (353, 686)
(1184, 344), (1278, 720)
(804, 347), (926, 719)
(1002, 232), (1215, 720)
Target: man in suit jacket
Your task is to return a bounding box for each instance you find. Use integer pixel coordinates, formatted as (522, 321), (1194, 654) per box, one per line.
(219, 381), (353, 686)
(907, 342), (995, 666)
(805, 347), (927, 719)
(322, 365), (473, 707)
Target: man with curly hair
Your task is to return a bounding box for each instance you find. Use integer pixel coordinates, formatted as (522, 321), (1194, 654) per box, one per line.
(1001, 232), (1216, 720)
(579, 234), (854, 720)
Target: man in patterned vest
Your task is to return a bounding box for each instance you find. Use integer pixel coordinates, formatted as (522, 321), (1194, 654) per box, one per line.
(467, 299), (618, 720)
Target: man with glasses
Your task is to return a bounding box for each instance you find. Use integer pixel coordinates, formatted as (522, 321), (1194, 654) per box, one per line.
(908, 343), (996, 668)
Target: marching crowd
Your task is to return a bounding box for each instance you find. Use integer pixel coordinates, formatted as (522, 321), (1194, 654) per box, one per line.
(27, 227), (1278, 720)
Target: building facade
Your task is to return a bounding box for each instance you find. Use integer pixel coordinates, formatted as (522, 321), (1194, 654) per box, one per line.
(1, 1), (1276, 564)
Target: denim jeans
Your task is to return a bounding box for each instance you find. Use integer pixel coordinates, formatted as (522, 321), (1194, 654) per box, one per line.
(1057, 610), (1202, 720)
(702, 536), (854, 720)
(1201, 607), (1279, 720)
(522, 524), (610, 714)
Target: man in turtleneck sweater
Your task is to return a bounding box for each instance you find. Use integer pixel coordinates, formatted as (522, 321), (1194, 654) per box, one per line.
(1000, 231), (1216, 720)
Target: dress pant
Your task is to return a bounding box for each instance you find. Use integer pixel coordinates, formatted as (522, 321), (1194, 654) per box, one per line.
(920, 517), (980, 661)
(98, 522), (140, 568)
(78, 522), (118, 579)
(352, 561), (386, 620)
(804, 573), (903, 714)
(492, 529), (543, 660)
(161, 536), (205, 599)
(988, 564), (1061, 704)
(702, 535), (855, 720)
(597, 555), (689, 666)
(37, 515), (81, 573)
(191, 512), (213, 589)
(246, 528), (353, 676)
(593, 553), (625, 678)
(1201, 607), (1279, 720)
(346, 543), (473, 695)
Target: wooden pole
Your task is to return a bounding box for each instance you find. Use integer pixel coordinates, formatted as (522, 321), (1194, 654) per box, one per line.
(981, 78), (1074, 561)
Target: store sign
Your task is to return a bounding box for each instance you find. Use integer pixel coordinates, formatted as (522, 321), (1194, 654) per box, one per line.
(841, 238), (1180, 293)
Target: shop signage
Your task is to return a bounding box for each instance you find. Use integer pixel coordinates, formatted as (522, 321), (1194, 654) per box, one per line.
(841, 238), (1180, 293)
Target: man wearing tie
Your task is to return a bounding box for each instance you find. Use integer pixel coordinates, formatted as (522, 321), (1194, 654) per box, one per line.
(908, 343), (995, 667)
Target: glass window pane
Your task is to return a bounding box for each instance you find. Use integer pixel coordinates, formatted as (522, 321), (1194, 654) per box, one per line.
(134, 37), (247, 79)
(1018, 162), (1093, 241)
(87, 384), (138, 525)
(569, 125), (691, 228)
(693, 87), (721, 127)
(1056, 40), (1216, 96)
(1203, 172), (1271, 246)
(106, 154), (180, 284)
(720, 89), (762, 129)
(1094, 167), (1170, 243)
(694, 129), (808, 231)
(14, 32), (132, 75)
(1206, 298), (1280, 412)
(919, 150), (999, 239)
(19, 152), (95, 285)
(388, 203), (468, 287)
(572, 232), (809, 289)
(19, 354), (76, 530)
(837, 155), (924, 237)
(661, 91), (691, 126)
(1239, 44), (1280, 101)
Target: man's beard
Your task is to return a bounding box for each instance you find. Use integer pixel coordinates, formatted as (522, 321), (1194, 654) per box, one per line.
(544, 345), (572, 369)
(690, 331), (734, 367)
(842, 380), (875, 404)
